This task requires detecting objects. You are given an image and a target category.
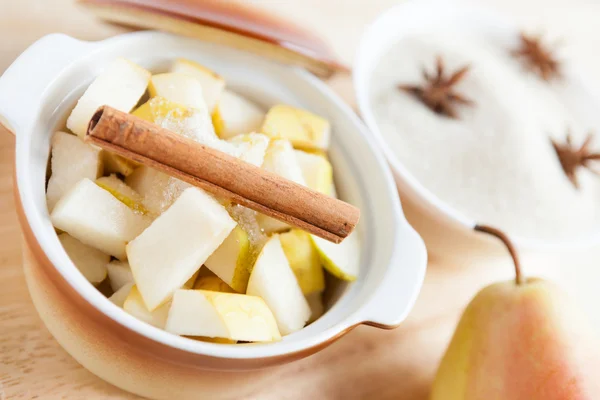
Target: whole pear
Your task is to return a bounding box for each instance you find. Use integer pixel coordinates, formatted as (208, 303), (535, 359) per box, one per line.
(430, 225), (600, 400)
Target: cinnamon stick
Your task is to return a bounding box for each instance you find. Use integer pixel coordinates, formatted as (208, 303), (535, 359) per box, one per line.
(85, 106), (359, 243)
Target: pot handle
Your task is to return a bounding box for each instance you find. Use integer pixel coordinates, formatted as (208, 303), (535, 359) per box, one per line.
(358, 225), (427, 329)
(0, 34), (93, 136)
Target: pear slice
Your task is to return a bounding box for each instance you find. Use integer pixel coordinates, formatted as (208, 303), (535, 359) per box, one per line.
(125, 166), (190, 215)
(204, 226), (252, 293)
(109, 282), (134, 307)
(132, 96), (191, 124)
(306, 292), (325, 323)
(123, 285), (171, 329)
(67, 58), (150, 137)
(96, 175), (147, 214)
(106, 260), (134, 292)
(311, 231), (360, 281)
(148, 73), (207, 111)
(102, 151), (138, 177)
(279, 229), (325, 295)
(261, 105), (331, 151)
(126, 187), (236, 310)
(165, 289), (281, 342)
(58, 233), (110, 285)
(247, 235), (311, 335)
(182, 270), (200, 289)
(170, 58), (225, 112)
(212, 90), (265, 139)
(51, 178), (151, 260)
(257, 139), (306, 233)
(294, 150), (333, 194)
(193, 275), (236, 293)
(46, 131), (102, 212)
(228, 133), (270, 167)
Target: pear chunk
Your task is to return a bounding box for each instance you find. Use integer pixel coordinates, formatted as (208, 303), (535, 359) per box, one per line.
(132, 96), (191, 124)
(193, 275), (236, 293)
(280, 229), (325, 295)
(96, 175), (147, 214)
(295, 150), (333, 194)
(212, 90), (264, 139)
(204, 226), (252, 293)
(125, 166), (189, 215)
(106, 260), (134, 292)
(67, 58), (150, 137)
(261, 105), (331, 151)
(58, 233), (110, 284)
(228, 133), (270, 167)
(102, 151), (138, 177)
(247, 235), (311, 335)
(311, 231), (360, 281)
(165, 289), (281, 342)
(109, 282), (134, 307)
(123, 285), (171, 329)
(51, 178), (151, 260)
(126, 187), (236, 310)
(257, 139), (306, 233)
(148, 73), (207, 111)
(170, 58), (225, 112)
(46, 131), (102, 212)
(306, 292), (325, 323)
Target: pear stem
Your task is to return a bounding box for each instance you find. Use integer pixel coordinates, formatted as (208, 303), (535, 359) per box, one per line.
(474, 224), (523, 285)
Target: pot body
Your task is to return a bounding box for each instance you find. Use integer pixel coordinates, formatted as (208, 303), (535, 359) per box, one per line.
(1, 30), (427, 386)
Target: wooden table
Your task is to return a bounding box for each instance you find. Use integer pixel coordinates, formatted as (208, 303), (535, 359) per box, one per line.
(2, 0), (600, 399)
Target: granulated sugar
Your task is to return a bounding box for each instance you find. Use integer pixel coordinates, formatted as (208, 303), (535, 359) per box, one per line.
(370, 33), (600, 240)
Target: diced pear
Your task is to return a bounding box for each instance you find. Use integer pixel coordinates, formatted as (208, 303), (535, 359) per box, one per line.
(212, 90), (264, 139)
(194, 275), (236, 293)
(125, 166), (189, 215)
(58, 233), (110, 284)
(127, 187), (236, 310)
(279, 229), (325, 295)
(106, 260), (134, 292)
(261, 104), (331, 151)
(46, 131), (102, 212)
(247, 235), (311, 335)
(109, 282), (134, 307)
(204, 226), (252, 293)
(148, 73), (207, 111)
(96, 175), (147, 214)
(294, 150), (333, 194)
(257, 139), (306, 233)
(228, 133), (270, 167)
(262, 139), (306, 184)
(124, 285), (171, 329)
(165, 289), (281, 342)
(67, 58), (150, 137)
(311, 231), (360, 281)
(182, 270), (200, 289)
(102, 151), (138, 177)
(132, 96), (191, 124)
(306, 292), (325, 323)
(51, 179), (151, 260)
(171, 58), (225, 112)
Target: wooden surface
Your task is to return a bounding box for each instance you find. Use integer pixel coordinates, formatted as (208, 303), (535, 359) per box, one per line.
(3, 0), (600, 399)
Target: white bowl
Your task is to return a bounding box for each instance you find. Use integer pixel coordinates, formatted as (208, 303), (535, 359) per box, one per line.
(354, 1), (600, 258)
(0, 30), (426, 391)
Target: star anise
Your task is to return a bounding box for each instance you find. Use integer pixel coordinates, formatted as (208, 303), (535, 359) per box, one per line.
(398, 56), (473, 119)
(551, 132), (600, 189)
(512, 33), (561, 81)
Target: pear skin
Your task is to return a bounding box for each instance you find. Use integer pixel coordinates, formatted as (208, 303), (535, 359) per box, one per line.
(431, 279), (600, 400)
(431, 225), (600, 400)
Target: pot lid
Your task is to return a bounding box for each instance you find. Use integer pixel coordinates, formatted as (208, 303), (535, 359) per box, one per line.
(79, 0), (348, 78)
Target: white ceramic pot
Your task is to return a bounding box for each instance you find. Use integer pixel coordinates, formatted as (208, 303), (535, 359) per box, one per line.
(0, 31), (426, 397)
